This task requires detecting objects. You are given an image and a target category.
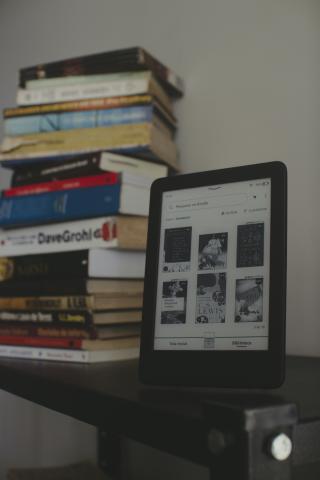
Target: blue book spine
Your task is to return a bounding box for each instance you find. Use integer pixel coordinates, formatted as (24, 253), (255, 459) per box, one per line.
(4, 105), (154, 136)
(0, 184), (121, 227)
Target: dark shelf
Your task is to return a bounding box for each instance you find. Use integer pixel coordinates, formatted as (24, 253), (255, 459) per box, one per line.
(0, 355), (320, 479)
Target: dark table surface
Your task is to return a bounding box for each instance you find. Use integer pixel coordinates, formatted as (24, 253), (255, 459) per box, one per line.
(0, 355), (319, 465)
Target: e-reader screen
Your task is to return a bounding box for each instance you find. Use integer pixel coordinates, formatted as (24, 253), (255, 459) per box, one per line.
(153, 178), (271, 351)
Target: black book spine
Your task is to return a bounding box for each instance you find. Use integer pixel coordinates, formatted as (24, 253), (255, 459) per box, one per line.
(0, 278), (91, 296)
(0, 309), (93, 327)
(11, 153), (102, 186)
(0, 251), (89, 283)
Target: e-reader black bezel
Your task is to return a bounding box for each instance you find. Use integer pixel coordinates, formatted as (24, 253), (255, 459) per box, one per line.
(139, 161), (287, 388)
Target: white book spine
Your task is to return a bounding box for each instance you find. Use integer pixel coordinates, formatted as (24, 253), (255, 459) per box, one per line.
(88, 249), (146, 278)
(0, 345), (139, 363)
(17, 78), (149, 106)
(100, 152), (168, 179)
(0, 216), (118, 257)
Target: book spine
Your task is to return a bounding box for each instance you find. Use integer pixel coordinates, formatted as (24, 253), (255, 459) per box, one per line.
(11, 153), (102, 186)
(18, 47), (183, 97)
(16, 77), (150, 106)
(0, 325), (95, 339)
(0, 123), (161, 163)
(11, 151), (167, 187)
(4, 94), (153, 117)
(0, 124), (178, 170)
(0, 335), (84, 349)
(0, 251), (89, 281)
(0, 344), (92, 362)
(0, 309), (92, 325)
(0, 345), (139, 363)
(0, 296), (94, 310)
(0, 279), (90, 296)
(4, 172), (119, 197)
(0, 183), (121, 227)
(4, 105), (154, 136)
(0, 216), (120, 256)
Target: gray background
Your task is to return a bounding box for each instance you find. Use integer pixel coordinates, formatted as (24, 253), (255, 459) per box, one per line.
(0, 0), (319, 478)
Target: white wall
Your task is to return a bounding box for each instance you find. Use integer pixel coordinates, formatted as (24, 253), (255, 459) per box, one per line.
(0, 0), (319, 478)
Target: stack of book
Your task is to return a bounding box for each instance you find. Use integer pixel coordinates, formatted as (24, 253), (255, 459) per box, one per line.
(0, 47), (184, 363)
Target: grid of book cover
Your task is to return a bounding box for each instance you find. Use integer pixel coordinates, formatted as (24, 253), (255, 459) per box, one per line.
(0, 47), (184, 363)
(154, 181), (270, 351)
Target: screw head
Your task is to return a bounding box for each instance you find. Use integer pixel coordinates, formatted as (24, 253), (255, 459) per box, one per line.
(270, 433), (292, 461)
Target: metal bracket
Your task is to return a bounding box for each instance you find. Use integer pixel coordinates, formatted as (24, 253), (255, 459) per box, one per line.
(203, 399), (298, 480)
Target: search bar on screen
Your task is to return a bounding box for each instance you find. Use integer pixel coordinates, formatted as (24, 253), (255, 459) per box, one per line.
(167, 193), (247, 213)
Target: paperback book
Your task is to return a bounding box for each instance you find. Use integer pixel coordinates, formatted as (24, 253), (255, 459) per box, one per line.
(4, 104), (175, 138)
(0, 123), (178, 169)
(10, 151), (169, 186)
(0, 344), (139, 363)
(18, 46), (184, 97)
(0, 277), (144, 296)
(0, 309), (142, 326)
(16, 71), (173, 115)
(0, 178), (150, 227)
(0, 218), (147, 256)
(0, 294), (143, 311)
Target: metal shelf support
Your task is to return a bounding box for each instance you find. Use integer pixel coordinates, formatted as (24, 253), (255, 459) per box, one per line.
(204, 400), (298, 480)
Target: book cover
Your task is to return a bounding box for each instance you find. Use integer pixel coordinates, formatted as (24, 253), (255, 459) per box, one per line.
(19, 46), (184, 97)
(0, 216), (148, 256)
(0, 181), (150, 227)
(0, 123), (178, 170)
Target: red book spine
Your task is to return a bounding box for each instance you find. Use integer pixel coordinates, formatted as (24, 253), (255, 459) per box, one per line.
(0, 335), (83, 349)
(3, 172), (120, 198)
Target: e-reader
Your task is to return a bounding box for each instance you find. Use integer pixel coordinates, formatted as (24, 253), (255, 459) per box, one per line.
(139, 162), (287, 388)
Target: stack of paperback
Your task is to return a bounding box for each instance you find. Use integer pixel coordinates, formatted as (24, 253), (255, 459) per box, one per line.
(0, 47), (184, 363)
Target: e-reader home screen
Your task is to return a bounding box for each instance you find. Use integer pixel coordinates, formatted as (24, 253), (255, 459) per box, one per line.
(154, 178), (271, 351)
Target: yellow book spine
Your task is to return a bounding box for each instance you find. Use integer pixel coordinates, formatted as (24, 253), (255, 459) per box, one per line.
(4, 94), (153, 117)
(0, 123), (178, 169)
(0, 296), (94, 310)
